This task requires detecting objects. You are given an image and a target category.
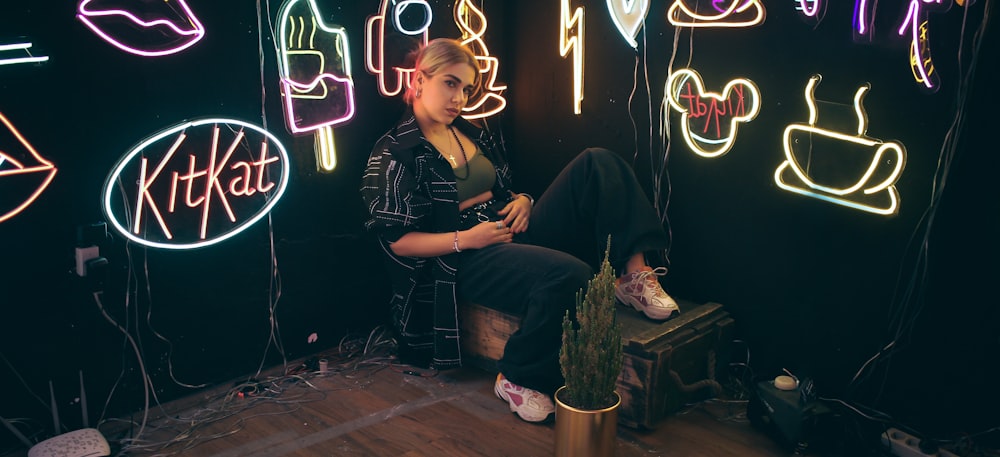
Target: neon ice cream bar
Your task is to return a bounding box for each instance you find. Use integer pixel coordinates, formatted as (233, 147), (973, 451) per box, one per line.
(276, 0), (356, 171)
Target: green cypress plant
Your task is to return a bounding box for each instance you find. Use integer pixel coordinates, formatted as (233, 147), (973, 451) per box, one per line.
(559, 236), (624, 410)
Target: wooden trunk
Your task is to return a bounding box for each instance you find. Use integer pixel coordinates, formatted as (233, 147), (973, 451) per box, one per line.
(458, 300), (734, 429)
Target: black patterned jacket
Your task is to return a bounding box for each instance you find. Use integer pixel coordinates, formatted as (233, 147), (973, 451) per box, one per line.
(360, 109), (514, 368)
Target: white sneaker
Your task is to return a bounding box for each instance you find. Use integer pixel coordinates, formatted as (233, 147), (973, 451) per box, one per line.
(615, 266), (680, 320)
(494, 374), (555, 423)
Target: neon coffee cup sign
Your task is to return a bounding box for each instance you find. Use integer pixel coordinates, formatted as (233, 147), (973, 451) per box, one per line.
(102, 118), (290, 249)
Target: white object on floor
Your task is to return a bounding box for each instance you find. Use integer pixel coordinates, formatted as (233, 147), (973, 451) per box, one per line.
(27, 428), (110, 457)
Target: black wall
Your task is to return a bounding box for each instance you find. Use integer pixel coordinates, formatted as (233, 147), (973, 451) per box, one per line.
(0, 0), (996, 452)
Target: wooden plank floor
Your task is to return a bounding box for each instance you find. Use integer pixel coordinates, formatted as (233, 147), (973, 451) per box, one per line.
(84, 363), (792, 457)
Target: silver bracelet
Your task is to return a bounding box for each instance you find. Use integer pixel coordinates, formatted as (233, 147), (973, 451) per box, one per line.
(518, 193), (535, 206)
(453, 230), (462, 253)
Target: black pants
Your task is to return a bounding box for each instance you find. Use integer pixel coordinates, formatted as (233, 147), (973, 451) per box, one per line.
(456, 148), (667, 395)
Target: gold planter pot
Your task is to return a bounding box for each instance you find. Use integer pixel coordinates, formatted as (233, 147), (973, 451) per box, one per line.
(554, 387), (621, 457)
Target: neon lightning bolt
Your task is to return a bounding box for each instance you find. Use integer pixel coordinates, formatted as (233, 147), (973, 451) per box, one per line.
(560, 0), (584, 114)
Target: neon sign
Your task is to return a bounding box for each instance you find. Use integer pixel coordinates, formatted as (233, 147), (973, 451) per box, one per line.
(276, 0), (356, 172)
(607, 0), (650, 49)
(365, 0), (432, 97)
(0, 41), (49, 66)
(853, 0), (877, 42)
(76, 0), (206, 57)
(774, 75), (906, 216)
(560, 0), (584, 114)
(0, 112), (57, 223)
(664, 68), (760, 158)
(897, 0), (950, 93)
(795, 0), (826, 25)
(454, 0), (507, 119)
(102, 118), (290, 249)
(667, 0), (766, 28)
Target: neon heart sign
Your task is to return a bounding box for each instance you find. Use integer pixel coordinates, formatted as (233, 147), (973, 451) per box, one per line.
(607, 0), (650, 49)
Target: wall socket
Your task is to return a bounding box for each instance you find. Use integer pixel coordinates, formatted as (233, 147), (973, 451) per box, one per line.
(74, 246), (100, 277)
(882, 428), (957, 457)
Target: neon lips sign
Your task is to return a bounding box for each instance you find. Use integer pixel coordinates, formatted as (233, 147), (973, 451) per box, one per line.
(103, 119), (290, 249)
(76, 0), (206, 57)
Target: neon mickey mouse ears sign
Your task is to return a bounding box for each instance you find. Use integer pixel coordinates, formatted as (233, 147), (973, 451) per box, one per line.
(77, 0), (206, 57)
(103, 119), (290, 250)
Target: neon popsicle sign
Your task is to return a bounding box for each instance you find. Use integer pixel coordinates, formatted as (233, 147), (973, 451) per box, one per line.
(0, 112), (58, 223)
(276, 0), (356, 172)
(774, 75), (906, 215)
(102, 118), (290, 249)
(76, 0), (206, 57)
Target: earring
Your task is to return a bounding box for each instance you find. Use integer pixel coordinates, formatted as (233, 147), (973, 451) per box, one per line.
(416, 88), (422, 98)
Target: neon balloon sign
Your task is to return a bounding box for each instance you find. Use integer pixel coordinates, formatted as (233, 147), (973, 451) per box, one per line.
(76, 0), (206, 57)
(102, 118), (290, 249)
(607, 0), (650, 49)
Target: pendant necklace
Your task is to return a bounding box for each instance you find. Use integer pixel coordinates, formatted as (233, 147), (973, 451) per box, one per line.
(447, 125), (470, 180)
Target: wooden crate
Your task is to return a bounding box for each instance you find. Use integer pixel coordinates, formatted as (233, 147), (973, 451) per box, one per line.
(458, 300), (734, 429)
(617, 300), (734, 428)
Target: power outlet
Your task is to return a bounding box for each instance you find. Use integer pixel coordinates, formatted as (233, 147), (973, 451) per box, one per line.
(74, 246), (100, 277)
(882, 428), (957, 457)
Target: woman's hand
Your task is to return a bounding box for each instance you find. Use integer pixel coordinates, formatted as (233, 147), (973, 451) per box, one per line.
(497, 194), (532, 233)
(463, 220), (514, 248)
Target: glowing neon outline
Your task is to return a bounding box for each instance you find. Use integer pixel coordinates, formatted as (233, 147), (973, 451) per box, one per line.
(454, 0), (507, 119)
(365, 0), (431, 97)
(0, 42), (49, 66)
(796, 0), (821, 17)
(394, 0), (434, 35)
(607, 0), (650, 49)
(897, 0), (944, 92)
(277, 0), (356, 133)
(667, 0), (766, 28)
(76, 0), (206, 57)
(102, 118), (290, 250)
(665, 68), (760, 158)
(853, 0), (876, 41)
(560, 0), (585, 115)
(774, 75), (906, 216)
(0, 112), (57, 223)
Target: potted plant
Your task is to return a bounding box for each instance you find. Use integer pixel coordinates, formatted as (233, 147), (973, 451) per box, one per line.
(555, 236), (624, 457)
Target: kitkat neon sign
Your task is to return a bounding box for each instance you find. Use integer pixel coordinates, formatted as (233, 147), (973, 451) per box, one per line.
(102, 118), (290, 249)
(665, 68), (760, 158)
(0, 112), (57, 223)
(774, 75), (906, 215)
(76, 0), (206, 57)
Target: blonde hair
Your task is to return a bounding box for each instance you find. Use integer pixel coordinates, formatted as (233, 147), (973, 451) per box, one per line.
(403, 38), (480, 105)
